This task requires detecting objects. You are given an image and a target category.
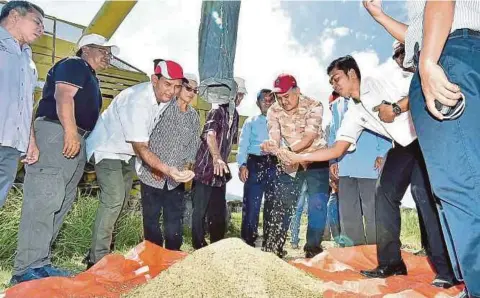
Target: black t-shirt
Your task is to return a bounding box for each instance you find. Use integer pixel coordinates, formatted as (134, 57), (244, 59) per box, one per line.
(36, 57), (102, 131)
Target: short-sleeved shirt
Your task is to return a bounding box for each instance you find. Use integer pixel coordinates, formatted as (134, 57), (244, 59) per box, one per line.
(0, 26), (38, 153)
(193, 104), (239, 187)
(36, 57), (102, 131)
(266, 95), (327, 173)
(336, 76), (416, 150)
(138, 100), (200, 190)
(86, 82), (171, 168)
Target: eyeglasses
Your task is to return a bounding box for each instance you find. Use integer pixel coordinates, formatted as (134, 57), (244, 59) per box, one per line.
(88, 46), (113, 57)
(183, 84), (199, 94)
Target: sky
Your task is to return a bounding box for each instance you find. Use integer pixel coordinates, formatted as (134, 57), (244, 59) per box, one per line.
(26, 0), (415, 208)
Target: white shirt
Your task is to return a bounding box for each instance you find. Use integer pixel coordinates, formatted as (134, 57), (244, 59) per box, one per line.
(404, 0), (480, 68)
(0, 26), (38, 153)
(336, 76), (416, 150)
(86, 82), (170, 167)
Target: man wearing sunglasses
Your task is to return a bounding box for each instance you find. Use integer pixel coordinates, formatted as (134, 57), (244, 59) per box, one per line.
(11, 33), (116, 284)
(0, 1), (44, 208)
(237, 89), (275, 247)
(260, 74), (329, 259)
(81, 59), (194, 269)
(279, 55), (455, 288)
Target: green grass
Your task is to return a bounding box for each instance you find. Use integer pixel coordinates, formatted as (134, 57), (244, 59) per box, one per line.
(0, 189), (422, 291)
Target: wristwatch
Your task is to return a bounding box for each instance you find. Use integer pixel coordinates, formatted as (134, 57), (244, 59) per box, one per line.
(392, 102), (402, 116)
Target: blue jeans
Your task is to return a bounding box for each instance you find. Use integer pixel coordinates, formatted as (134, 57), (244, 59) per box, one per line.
(297, 165), (330, 255)
(409, 29), (480, 296)
(241, 155), (277, 246)
(327, 193), (341, 243)
(290, 181), (308, 246)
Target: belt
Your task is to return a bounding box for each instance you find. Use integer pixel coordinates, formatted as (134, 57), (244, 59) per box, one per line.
(39, 117), (91, 138)
(247, 154), (277, 163)
(413, 29), (480, 67)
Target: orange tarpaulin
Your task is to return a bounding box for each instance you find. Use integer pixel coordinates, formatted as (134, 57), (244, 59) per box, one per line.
(4, 241), (187, 298)
(290, 245), (464, 298)
(4, 242), (464, 297)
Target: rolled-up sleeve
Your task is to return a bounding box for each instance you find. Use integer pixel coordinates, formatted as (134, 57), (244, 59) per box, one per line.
(336, 108), (364, 151)
(201, 108), (222, 141)
(305, 103), (323, 134)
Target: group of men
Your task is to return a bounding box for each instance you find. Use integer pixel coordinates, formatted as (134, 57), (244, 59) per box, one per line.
(1, 0), (248, 285)
(1, 0), (480, 297)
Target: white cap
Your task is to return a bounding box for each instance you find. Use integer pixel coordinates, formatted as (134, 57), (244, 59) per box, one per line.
(184, 73), (198, 85)
(77, 33), (120, 56)
(234, 77), (247, 94)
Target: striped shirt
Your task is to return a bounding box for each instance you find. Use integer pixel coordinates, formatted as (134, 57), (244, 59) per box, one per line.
(138, 99), (201, 190)
(404, 0), (480, 68)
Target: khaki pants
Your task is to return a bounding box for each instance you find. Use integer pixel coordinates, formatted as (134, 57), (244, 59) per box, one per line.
(89, 158), (135, 263)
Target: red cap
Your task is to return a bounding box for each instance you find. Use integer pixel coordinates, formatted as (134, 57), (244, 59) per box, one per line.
(154, 60), (185, 80)
(272, 74), (297, 94)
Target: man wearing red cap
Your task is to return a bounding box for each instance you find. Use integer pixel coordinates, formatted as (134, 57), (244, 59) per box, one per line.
(261, 74), (329, 258)
(82, 59), (194, 269)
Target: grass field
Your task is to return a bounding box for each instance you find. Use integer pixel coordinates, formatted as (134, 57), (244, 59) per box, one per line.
(0, 187), (421, 291)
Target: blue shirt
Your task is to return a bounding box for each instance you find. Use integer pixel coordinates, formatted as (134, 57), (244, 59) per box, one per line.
(0, 26), (37, 153)
(329, 97), (391, 179)
(36, 57), (102, 131)
(236, 114), (269, 166)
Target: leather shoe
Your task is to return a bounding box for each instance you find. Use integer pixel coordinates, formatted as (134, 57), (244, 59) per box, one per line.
(360, 261), (407, 278)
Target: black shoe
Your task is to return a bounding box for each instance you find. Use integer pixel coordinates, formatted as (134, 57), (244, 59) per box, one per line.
(360, 261), (407, 278)
(304, 246), (323, 259)
(86, 261), (95, 270)
(431, 275), (456, 289)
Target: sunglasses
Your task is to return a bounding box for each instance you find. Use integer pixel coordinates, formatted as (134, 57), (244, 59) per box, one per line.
(183, 84), (199, 94)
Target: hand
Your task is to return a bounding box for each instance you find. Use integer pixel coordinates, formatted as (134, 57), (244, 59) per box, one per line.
(63, 130), (81, 159)
(373, 103), (396, 123)
(419, 59), (462, 120)
(151, 170), (164, 181)
(239, 165), (248, 183)
(329, 178), (339, 193)
(329, 163), (339, 180)
(260, 140), (278, 154)
(21, 141), (39, 165)
(277, 148), (301, 165)
(363, 0), (384, 19)
(168, 167), (195, 183)
(213, 156), (229, 177)
(374, 156), (384, 172)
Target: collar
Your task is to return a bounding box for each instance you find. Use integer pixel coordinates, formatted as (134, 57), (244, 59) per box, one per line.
(0, 26), (12, 41)
(80, 57), (96, 74)
(360, 78), (371, 97)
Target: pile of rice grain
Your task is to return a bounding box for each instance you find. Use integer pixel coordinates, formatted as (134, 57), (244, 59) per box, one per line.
(126, 238), (323, 298)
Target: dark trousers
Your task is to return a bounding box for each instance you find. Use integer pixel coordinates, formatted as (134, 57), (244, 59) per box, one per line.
(263, 170), (302, 254)
(296, 165), (330, 255)
(141, 182), (185, 250)
(409, 29), (480, 296)
(191, 182), (227, 249)
(241, 155), (277, 246)
(375, 141), (454, 280)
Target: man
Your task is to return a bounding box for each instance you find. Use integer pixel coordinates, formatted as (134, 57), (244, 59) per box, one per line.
(82, 59), (192, 268)
(11, 33), (116, 284)
(191, 77), (244, 249)
(138, 73), (200, 251)
(237, 89), (275, 247)
(408, 2), (480, 297)
(329, 88), (391, 247)
(279, 55), (456, 288)
(261, 74), (329, 259)
(0, 1), (44, 207)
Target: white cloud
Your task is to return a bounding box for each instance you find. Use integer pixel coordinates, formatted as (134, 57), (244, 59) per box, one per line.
(321, 38), (336, 61)
(332, 27), (351, 37)
(323, 18), (329, 26)
(330, 20), (338, 27)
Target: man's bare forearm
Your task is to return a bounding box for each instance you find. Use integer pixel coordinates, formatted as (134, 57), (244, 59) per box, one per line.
(374, 13), (408, 43)
(298, 141), (351, 163)
(398, 96), (410, 112)
(131, 142), (170, 175)
(206, 132), (222, 159)
(420, 0), (454, 66)
(56, 95), (77, 133)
